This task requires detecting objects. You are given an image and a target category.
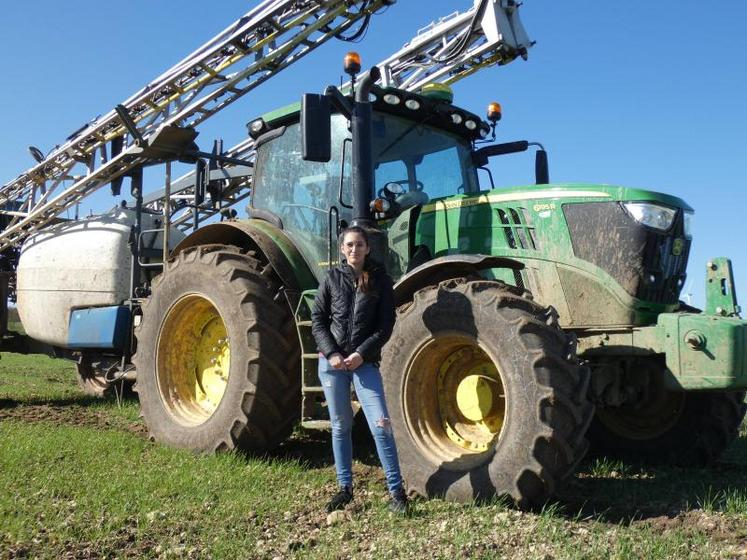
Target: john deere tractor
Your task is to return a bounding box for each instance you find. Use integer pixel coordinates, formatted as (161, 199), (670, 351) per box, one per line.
(132, 63), (746, 509)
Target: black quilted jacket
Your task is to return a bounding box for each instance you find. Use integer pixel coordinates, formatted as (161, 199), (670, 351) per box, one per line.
(311, 262), (396, 363)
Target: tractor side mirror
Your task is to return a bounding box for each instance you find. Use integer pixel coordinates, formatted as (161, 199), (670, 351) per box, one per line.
(535, 149), (549, 184)
(301, 93), (331, 162)
(472, 140), (529, 167)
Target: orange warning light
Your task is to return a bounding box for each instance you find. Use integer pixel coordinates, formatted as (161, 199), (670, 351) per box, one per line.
(344, 52), (362, 76)
(487, 102), (502, 123)
(370, 198), (390, 213)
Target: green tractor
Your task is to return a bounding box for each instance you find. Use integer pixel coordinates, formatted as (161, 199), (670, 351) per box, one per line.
(133, 64), (746, 508)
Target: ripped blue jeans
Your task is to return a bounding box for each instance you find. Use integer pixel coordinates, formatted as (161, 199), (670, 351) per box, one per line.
(318, 356), (403, 495)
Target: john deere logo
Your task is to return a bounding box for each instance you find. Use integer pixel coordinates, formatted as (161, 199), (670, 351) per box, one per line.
(672, 238), (684, 256)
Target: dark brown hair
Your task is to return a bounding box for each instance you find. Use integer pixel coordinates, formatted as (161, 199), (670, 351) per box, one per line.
(340, 226), (371, 293)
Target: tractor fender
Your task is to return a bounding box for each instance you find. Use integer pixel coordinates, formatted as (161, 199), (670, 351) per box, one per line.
(172, 220), (317, 292)
(393, 254), (524, 306)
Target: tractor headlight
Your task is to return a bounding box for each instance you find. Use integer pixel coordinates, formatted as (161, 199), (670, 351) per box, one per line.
(623, 202), (677, 231)
(247, 118), (268, 139)
(683, 211), (693, 238)
(383, 93), (401, 105)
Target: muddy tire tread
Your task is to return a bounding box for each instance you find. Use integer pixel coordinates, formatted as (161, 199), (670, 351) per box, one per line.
(133, 244), (300, 453)
(383, 277), (593, 509)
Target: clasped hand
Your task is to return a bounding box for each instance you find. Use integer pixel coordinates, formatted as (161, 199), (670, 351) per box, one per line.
(329, 352), (363, 371)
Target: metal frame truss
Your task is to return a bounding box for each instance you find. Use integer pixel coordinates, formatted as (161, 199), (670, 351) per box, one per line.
(0, 0), (532, 250)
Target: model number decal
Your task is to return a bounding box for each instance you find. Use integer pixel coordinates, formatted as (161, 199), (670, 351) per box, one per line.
(532, 203), (556, 212)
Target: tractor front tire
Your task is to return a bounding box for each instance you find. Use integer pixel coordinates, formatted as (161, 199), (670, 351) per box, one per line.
(381, 278), (594, 509)
(133, 245), (300, 452)
(587, 356), (746, 465)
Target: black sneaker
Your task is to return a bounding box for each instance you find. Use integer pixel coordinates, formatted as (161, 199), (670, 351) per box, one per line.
(326, 486), (353, 512)
(388, 488), (409, 514)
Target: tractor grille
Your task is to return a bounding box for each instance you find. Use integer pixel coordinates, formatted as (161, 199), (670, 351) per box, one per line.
(563, 202), (690, 304)
(496, 206), (539, 251)
(496, 206), (536, 291)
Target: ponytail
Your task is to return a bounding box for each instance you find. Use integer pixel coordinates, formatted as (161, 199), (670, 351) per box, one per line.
(357, 270), (370, 293)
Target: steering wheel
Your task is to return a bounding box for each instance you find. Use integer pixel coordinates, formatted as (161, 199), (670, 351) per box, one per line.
(378, 179), (425, 198)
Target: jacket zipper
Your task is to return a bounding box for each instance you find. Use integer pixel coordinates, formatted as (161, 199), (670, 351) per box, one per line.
(345, 269), (357, 355)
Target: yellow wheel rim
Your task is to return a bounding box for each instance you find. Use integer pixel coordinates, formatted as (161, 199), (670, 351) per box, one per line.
(157, 294), (230, 426)
(404, 336), (507, 468)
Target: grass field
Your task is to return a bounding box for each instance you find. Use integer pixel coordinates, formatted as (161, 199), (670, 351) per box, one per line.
(1, 353), (747, 559)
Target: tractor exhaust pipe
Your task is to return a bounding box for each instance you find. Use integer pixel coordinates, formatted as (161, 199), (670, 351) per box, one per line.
(351, 66), (381, 228)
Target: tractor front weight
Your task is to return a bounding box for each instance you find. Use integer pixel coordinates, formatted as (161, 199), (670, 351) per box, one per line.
(579, 257), (746, 391)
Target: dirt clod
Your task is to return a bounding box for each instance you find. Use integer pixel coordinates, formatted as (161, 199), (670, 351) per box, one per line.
(326, 510), (349, 526)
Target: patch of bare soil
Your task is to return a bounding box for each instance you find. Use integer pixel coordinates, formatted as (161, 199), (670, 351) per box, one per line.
(0, 516), (180, 560)
(248, 476), (396, 560)
(638, 510), (747, 546)
(0, 399), (146, 436)
(250, 499), (557, 560)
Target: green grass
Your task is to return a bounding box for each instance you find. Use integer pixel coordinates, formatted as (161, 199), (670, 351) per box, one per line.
(1, 353), (747, 559)
(0, 352), (77, 400)
(1, 422), (329, 559)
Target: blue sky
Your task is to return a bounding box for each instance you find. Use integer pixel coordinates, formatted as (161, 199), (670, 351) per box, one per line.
(1, 1), (745, 309)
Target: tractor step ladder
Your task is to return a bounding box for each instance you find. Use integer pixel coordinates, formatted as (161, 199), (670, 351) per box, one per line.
(294, 289), (330, 429)
(139, 0), (532, 232)
(0, 0), (394, 251)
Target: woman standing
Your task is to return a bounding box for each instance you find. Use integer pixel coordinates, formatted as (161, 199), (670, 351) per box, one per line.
(311, 226), (408, 514)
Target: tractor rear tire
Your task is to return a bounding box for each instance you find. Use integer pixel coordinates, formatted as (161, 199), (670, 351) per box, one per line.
(587, 356), (746, 465)
(133, 245), (300, 453)
(381, 278), (594, 509)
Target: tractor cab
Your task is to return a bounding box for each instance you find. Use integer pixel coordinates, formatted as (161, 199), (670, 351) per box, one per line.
(249, 83), (500, 280)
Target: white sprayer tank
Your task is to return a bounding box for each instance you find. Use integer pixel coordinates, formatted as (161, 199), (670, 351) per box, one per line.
(16, 207), (185, 347)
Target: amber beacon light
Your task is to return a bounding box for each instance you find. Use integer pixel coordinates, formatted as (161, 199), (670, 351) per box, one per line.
(344, 51), (362, 76)
(487, 102), (502, 123)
